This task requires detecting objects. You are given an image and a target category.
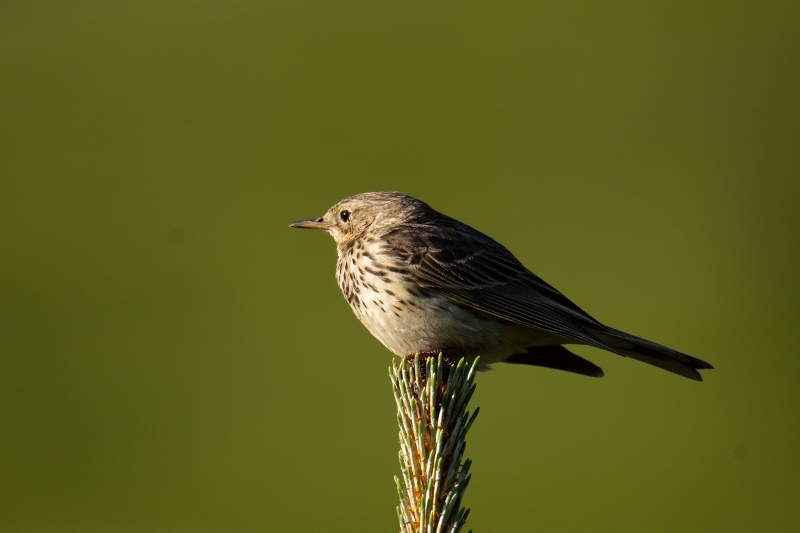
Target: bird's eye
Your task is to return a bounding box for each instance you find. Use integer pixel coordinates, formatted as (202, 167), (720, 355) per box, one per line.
(340, 210), (351, 222)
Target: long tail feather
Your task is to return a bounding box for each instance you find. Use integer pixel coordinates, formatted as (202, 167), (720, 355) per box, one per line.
(505, 345), (604, 378)
(588, 326), (713, 381)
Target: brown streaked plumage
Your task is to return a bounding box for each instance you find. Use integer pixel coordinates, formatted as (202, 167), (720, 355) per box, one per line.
(291, 191), (713, 380)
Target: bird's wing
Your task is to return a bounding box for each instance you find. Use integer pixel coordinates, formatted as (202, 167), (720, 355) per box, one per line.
(381, 223), (617, 352)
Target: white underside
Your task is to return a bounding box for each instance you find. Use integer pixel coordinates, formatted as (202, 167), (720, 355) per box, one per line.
(339, 246), (565, 367)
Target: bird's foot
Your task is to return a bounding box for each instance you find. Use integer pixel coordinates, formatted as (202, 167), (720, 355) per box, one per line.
(403, 351), (461, 389)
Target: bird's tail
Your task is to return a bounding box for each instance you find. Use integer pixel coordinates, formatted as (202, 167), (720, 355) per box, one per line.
(586, 326), (714, 381)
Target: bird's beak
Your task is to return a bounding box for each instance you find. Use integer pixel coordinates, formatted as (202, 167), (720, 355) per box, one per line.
(289, 217), (332, 230)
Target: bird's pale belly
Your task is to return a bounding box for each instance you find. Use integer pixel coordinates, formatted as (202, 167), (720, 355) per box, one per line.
(344, 277), (554, 365)
(354, 285), (481, 353)
(335, 242), (563, 366)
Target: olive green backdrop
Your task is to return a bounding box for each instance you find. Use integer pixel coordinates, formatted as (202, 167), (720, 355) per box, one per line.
(1, 1), (798, 532)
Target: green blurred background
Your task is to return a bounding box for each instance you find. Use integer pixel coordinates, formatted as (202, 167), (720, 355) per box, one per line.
(1, 1), (798, 531)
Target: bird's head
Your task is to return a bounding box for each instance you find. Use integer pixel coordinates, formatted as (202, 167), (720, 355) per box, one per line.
(290, 191), (429, 249)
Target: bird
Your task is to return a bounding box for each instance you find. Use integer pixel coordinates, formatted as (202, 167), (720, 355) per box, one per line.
(290, 191), (713, 380)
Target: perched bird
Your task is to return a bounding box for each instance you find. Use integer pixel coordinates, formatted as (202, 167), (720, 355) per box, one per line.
(291, 191), (712, 380)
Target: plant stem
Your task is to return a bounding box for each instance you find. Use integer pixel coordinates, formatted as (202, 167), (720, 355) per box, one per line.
(390, 354), (480, 533)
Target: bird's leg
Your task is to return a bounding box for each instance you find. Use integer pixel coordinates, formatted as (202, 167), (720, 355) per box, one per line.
(402, 351), (437, 397)
(403, 350), (461, 392)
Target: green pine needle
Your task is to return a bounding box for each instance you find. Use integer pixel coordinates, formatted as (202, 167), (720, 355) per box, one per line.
(390, 354), (479, 533)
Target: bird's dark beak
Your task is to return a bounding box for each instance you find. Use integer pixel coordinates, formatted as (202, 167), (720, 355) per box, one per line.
(289, 216), (332, 230)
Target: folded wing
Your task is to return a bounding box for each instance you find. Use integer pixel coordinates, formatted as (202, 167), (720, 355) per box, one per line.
(381, 222), (712, 380)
